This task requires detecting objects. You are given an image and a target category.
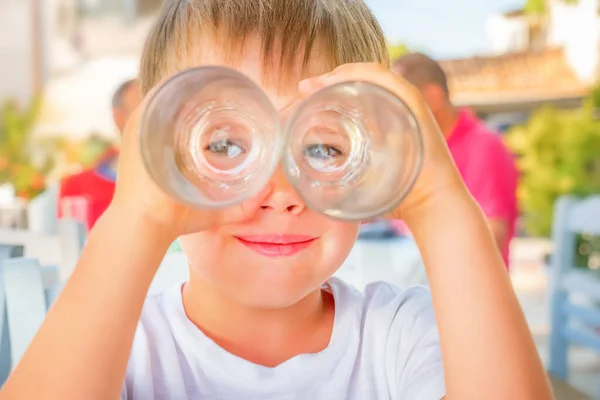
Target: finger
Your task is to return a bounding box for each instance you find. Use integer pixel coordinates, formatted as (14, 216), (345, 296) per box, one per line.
(298, 74), (330, 98)
(300, 63), (424, 115)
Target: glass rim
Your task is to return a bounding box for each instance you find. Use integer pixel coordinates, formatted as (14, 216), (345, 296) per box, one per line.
(139, 66), (283, 209)
(281, 80), (425, 221)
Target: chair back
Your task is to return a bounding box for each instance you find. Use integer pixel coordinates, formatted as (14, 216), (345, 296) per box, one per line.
(26, 185), (59, 235)
(0, 219), (86, 280)
(548, 195), (600, 397)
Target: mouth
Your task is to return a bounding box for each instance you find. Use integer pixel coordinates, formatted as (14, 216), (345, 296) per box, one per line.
(234, 235), (317, 257)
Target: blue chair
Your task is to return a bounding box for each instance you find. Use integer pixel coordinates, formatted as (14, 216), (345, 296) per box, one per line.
(548, 195), (600, 399)
(0, 218), (86, 280)
(0, 257), (63, 386)
(0, 245), (23, 384)
(26, 184), (59, 235)
(0, 248), (191, 386)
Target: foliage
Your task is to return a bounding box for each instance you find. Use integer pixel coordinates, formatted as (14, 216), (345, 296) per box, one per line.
(590, 84), (600, 109)
(505, 96), (600, 237)
(388, 43), (409, 61)
(0, 98), (115, 201)
(61, 134), (114, 169)
(525, 0), (579, 15)
(524, 0), (546, 15)
(0, 98), (55, 200)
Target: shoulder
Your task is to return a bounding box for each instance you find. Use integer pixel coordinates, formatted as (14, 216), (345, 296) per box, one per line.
(330, 278), (436, 335)
(330, 279), (444, 398)
(460, 125), (518, 186)
(127, 287), (183, 364)
(365, 281), (433, 316)
(60, 169), (93, 188)
(135, 288), (180, 339)
(60, 169), (104, 191)
(126, 287), (185, 367)
(123, 288), (190, 399)
(365, 281), (436, 334)
(469, 124), (513, 161)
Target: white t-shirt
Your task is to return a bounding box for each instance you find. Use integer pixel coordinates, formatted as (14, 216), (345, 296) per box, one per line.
(121, 278), (445, 400)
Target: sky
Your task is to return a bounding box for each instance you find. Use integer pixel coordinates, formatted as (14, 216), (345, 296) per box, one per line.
(366, 0), (525, 59)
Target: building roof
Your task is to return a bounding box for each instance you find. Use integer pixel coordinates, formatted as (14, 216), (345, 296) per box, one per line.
(439, 48), (590, 111)
(503, 8), (527, 18)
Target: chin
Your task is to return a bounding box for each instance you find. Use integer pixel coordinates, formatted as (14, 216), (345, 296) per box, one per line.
(233, 283), (321, 310)
(209, 257), (332, 309)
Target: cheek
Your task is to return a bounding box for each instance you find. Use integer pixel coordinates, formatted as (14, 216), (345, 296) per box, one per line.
(178, 230), (229, 270)
(320, 222), (359, 272)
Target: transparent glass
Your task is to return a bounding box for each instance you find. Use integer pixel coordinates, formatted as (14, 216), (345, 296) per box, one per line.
(282, 82), (423, 221)
(140, 67), (282, 208)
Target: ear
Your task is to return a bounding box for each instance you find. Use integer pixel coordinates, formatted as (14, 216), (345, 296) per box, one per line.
(421, 84), (448, 115)
(112, 108), (125, 133)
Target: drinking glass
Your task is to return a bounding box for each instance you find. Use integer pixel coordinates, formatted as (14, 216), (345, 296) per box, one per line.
(139, 67), (282, 208)
(282, 81), (423, 220)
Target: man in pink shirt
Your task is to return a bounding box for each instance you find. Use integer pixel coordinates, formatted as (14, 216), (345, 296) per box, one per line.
(393, 53), (518, 268)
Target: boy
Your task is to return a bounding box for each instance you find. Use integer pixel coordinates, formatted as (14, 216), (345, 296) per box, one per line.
(1, 1), (551, 399)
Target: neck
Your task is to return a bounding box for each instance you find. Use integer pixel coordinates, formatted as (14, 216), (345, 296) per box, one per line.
(435, 106), (459, 140)
(182, 270), (334, 367)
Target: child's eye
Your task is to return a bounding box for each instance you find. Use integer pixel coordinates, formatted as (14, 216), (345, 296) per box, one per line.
(205, 139), (245, 158)
(304, 144), (343, 161)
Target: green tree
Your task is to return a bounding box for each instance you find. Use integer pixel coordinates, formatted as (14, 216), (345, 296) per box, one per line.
(525, 0), (546, 15)
(388, 43), (409, 61)
(0, 98), (54, 199)
(505, 96), (600, 237)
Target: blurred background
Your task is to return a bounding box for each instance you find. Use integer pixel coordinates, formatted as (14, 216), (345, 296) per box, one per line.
(0, 0), (599, 397)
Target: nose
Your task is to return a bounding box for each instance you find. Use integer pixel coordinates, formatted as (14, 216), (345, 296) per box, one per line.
(260, 167), (306, 215)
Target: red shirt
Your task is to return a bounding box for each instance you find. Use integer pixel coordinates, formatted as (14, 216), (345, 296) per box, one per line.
(447, 109), (519, 266)
(58, 150), (117, 230)
(391, 109), (518, 268)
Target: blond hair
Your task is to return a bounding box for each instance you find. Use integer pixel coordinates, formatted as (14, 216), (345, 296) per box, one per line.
(139, 0), (390, 95)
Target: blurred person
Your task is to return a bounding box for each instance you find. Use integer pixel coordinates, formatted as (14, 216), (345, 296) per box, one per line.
(112, 80), (143, 134)
(58, 79), (142, 229)
(393, 53), (519, 268)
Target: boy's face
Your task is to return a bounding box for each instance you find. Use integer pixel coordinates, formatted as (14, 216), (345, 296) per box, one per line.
(178, 35), (360, 308)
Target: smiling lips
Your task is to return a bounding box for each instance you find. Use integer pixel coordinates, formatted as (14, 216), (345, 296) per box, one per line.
(235, 235), (317, 257)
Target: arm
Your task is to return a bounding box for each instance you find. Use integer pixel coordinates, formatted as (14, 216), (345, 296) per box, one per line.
(0, 207), (174, 400)
(488, 218), (510, 253)
(300, 63), (549, 399)
(405, 191), (551, 400)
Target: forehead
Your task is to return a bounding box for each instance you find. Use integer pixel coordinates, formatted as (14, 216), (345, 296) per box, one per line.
(182, 34), (332, 109)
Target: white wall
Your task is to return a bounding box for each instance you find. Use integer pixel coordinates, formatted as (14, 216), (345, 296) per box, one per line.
(0, 0), (35, 105)
(45, 0), (81, 74)
(487, 14), (530, 54)
(549, 0), (600, 81)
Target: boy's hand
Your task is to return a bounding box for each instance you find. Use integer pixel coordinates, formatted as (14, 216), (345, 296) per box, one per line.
(110, 98), (271, 239)
(299, 63), (469, 223)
